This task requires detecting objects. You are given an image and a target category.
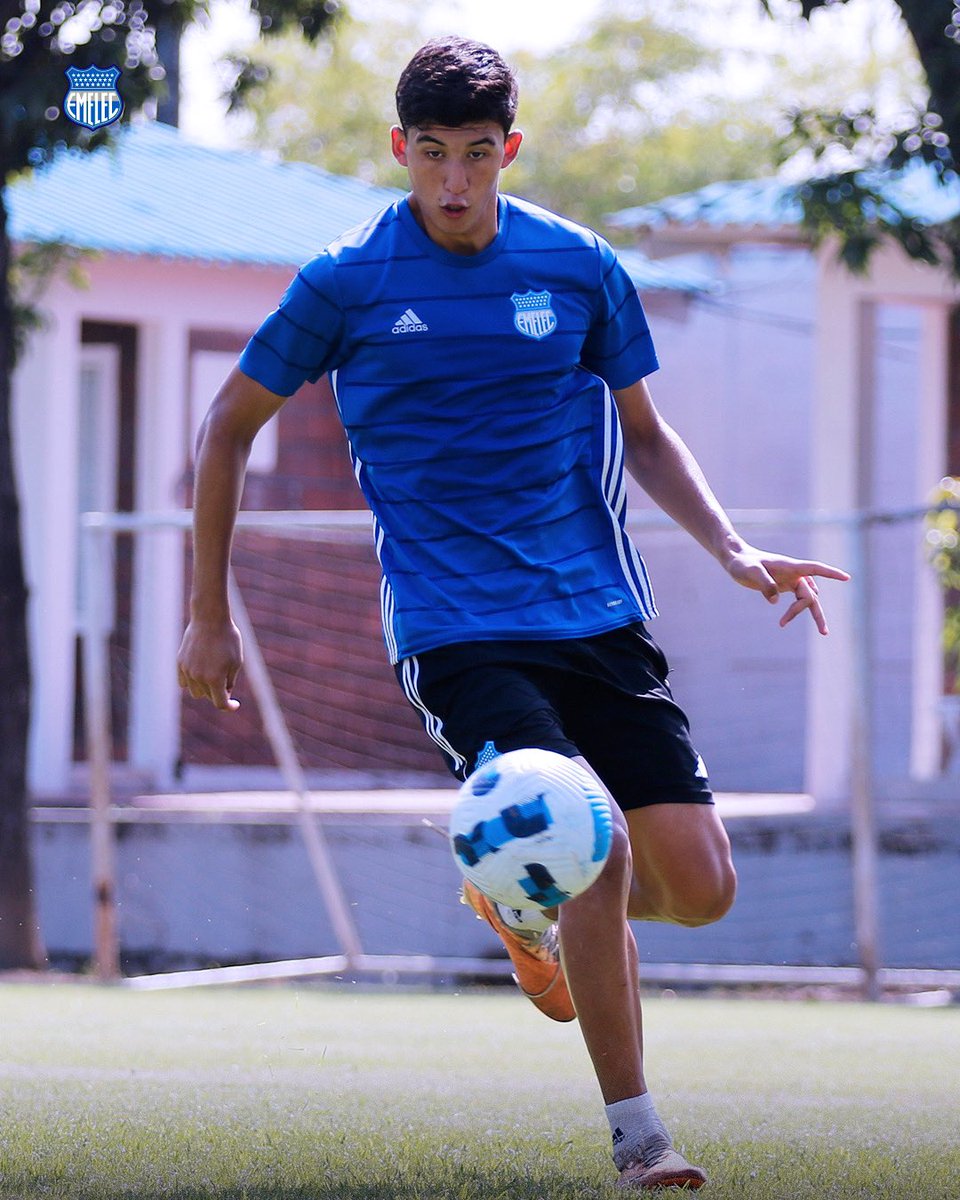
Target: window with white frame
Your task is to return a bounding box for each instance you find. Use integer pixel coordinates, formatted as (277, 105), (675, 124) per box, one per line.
(189, 349), (279, 474)
(76, 343), (120, 632)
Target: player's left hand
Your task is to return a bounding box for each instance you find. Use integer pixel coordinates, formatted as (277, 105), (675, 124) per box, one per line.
(724, 545), (850, 635)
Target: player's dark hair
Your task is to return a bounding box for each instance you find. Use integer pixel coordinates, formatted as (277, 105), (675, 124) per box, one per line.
(395, 38), (519, 135)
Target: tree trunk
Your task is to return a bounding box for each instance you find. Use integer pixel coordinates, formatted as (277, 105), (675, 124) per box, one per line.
(0, 188), (45, 970)
(896, 0), (960, 157)
(154, 12), (184, 128)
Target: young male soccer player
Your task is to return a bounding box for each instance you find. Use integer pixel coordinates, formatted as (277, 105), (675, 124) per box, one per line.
(178, 37), (849, 1190)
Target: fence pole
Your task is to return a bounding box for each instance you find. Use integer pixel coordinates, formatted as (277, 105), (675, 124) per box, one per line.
(227, 571), (364, 963)
(80, 524), (120, 981)
(848, 514), (881, 1000)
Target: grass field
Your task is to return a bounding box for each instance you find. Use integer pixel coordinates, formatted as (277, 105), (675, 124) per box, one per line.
(0, 982), (958, 1199)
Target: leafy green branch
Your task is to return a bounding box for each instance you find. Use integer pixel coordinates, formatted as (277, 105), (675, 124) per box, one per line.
(924, 477), (960, 692)
(776, 107), (960, 275)
(9, 240), (95, 364)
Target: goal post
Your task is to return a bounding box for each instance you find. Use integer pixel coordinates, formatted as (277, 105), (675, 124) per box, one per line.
(71, 504), (957, 994)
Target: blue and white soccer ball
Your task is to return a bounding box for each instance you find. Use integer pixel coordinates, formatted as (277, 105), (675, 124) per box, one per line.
(449, 748), (614, 910)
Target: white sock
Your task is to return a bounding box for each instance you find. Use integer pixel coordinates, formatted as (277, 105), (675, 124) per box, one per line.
(494, 902), (554, 935)
(605, 1092), (673, 1170)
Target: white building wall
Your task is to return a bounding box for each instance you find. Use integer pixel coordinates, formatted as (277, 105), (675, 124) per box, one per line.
(630, 239), (958, 802)
(630, 245), (819, 793)
(13, 253), (294, 795)
(806, 244), (958, 806)
(13, 308), (82, 794)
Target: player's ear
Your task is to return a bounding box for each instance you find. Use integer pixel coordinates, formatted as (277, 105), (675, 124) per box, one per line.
(501, 130), (522, 169)
(391, 126), (408, 166)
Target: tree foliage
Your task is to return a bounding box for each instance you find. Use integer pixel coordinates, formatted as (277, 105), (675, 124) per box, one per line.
(764, 0), (960, 275)
(233, 6), (421, 186)
(764, 0), (960, 150)
(241, 0), (916, 234)
(505, 11), (777, 228)
(242, 1), (781, 228)
(0, 0), (337, 971)
(0, 1), (341, 179)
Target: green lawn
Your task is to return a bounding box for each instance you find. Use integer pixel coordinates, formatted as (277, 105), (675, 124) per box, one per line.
(0, 983), (957, 1199)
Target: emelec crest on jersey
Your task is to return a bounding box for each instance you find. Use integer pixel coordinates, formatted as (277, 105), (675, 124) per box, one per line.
(511, 290), (557, 340)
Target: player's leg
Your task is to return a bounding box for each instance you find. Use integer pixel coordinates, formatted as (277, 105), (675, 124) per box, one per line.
(398, 648), (582, 1020)
(551, 622), (736, 927)
(401, 647), (649, 1047)
(601, 802), (728, 1189)
(556, 760), (707, 1190)
(397, 643), (706, 1189)
(556, 786), (645, 1097)
(625, 801), (736, 925)
(544, 629), (719, 1188)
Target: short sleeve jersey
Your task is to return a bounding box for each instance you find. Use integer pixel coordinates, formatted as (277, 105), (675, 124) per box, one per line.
(239, 193), (660, 663)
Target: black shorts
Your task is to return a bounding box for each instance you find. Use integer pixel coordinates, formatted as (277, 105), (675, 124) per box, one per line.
(396, 622), (713, 812)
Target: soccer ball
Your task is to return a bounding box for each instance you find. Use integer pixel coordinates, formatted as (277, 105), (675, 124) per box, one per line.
(449, 748), (614, 910)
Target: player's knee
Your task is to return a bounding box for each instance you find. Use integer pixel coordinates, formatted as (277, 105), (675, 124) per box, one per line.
(581, 823), (633, 903)
(672, 859), (737, 927)
(609, 821), (633, 873)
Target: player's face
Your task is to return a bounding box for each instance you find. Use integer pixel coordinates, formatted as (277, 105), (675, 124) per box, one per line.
(391, 122), (522, 255)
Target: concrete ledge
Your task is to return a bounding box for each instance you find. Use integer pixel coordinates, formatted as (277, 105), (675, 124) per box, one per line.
(28, 796), (960, 971)
(31, 789), (816, 822)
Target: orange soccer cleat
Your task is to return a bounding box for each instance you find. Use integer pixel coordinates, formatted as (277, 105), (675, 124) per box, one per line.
(460, 881), (576, 1023)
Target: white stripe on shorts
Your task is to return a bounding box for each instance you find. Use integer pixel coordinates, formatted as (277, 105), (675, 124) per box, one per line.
(399, 655), (467, 775)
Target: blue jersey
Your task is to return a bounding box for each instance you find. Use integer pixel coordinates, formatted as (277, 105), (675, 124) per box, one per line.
(239, 193), (659, 662)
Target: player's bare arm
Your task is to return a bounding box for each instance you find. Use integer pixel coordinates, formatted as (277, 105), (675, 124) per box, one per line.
(176, 367), (286, 710)
(613, 378), (850, 634)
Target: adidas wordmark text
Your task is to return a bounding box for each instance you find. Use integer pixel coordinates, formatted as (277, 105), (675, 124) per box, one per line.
(392, 308), (429, 334)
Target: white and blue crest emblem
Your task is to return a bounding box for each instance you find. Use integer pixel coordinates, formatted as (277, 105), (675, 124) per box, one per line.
(64, 65), (123, 130)
(511, 290), (557, 340)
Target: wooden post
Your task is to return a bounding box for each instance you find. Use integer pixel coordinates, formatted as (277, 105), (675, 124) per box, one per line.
(80, 524), (120, 981)
(227, 571), (364, 962)
(848, 515), (881, 1001)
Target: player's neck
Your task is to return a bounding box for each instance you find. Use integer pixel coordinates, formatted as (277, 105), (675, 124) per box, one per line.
(406, 193), (501, 256)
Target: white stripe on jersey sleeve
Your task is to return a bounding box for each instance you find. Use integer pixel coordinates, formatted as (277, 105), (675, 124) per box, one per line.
(601, 384), (657, 618)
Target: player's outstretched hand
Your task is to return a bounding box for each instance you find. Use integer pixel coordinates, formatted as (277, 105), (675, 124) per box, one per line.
(724, 545), (850, 635)
(177, 618), (243, 711)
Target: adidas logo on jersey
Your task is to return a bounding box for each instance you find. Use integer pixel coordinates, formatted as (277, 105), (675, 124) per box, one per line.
(392, 308), (429, 334)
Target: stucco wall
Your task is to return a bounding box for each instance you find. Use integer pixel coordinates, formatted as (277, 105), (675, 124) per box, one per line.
(31, 809), (960, 973)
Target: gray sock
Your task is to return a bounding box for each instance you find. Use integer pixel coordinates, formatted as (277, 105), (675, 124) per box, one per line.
(605, 1092), (673, 1170)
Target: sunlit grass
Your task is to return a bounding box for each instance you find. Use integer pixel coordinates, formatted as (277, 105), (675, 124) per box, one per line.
(0, 983), (957, 1198)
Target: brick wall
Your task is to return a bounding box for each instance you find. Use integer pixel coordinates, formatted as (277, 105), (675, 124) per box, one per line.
(180, 372), (448, 780)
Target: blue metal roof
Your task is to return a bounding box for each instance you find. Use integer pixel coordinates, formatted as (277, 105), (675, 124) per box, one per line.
(608, 163), (960, 235)
(8, 121), (714, 292)
(8, 121), (404, 267)
(609, 177), (802, 234)
(616, 246), (717, 294)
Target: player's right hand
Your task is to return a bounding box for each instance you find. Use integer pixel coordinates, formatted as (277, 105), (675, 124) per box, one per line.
(176, 618), (243, 711)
